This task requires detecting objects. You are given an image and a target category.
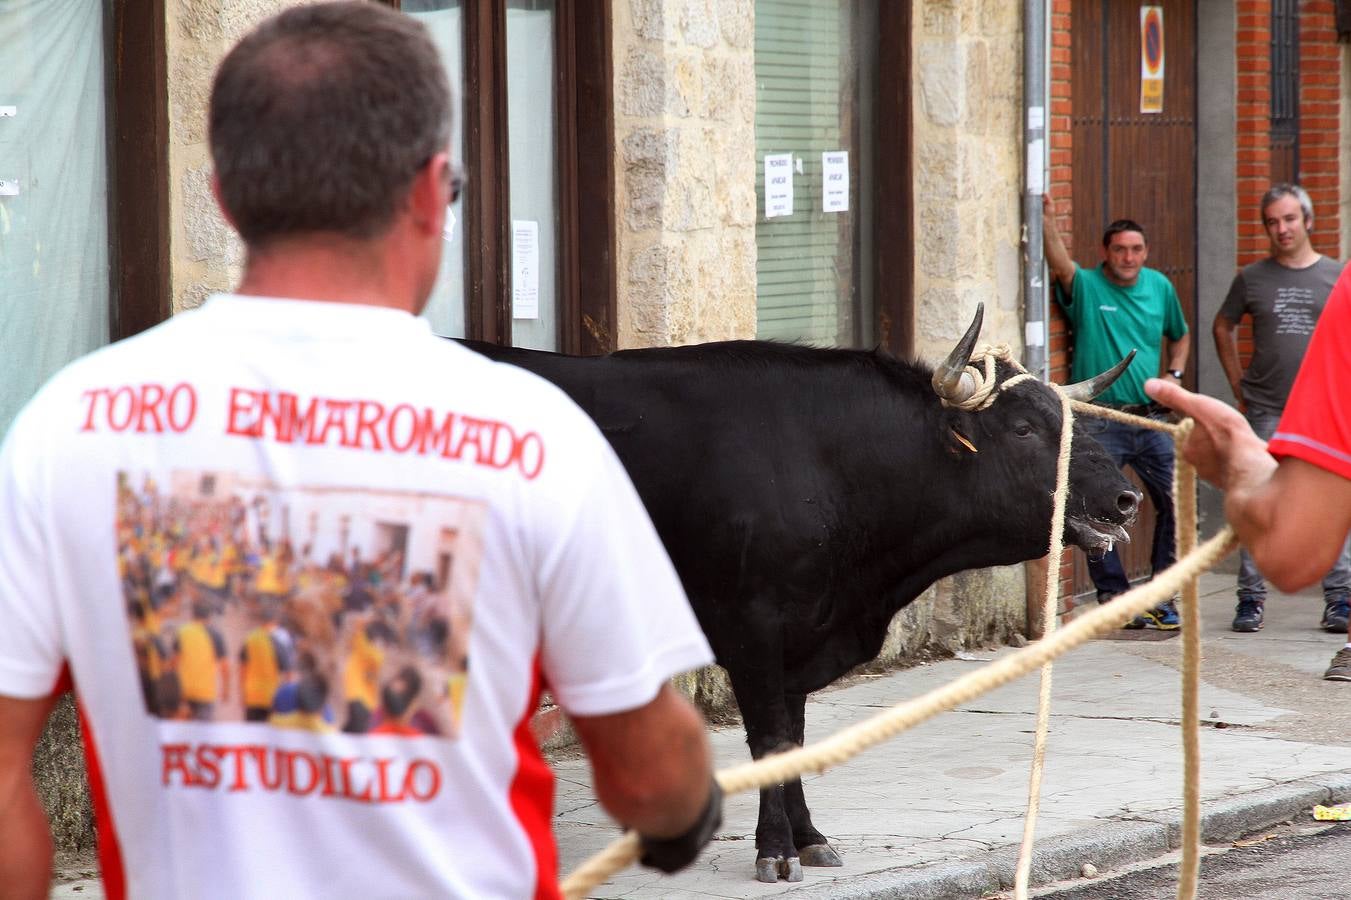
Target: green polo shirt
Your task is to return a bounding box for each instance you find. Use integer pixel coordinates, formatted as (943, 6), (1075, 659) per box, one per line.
(1055, 263), (1188, 406)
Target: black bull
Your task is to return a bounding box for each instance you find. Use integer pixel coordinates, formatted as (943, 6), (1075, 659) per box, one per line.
(460, 307), (1139, 882)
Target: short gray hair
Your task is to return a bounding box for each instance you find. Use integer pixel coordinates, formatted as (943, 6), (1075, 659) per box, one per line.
(209, 2), (452, 247)
(1260, 183), (1314, 230)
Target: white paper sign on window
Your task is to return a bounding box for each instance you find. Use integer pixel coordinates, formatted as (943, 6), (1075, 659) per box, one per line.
(512, 220), (539, 320)
(764, 153), (794, 218)
(822, 151), (849, 213)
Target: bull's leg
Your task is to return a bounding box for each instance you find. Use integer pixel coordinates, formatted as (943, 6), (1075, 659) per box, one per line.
(784, 692), (842, 867)
(725, 663), (803, 883)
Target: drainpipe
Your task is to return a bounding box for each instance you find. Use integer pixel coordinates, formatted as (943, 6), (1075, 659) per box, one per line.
(1023, 0), (1052, 639)
(1022, 0), (1049, 382)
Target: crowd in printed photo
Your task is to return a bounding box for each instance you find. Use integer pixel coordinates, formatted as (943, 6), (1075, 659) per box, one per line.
(117, 471), (478, 739)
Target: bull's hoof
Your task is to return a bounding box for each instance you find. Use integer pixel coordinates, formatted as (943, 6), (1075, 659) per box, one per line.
(798, 843), (843, 867)
(755, 856), (803, 883)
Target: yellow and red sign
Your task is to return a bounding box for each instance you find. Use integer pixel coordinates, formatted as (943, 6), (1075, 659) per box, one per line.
(1140, 6), (1164, 114)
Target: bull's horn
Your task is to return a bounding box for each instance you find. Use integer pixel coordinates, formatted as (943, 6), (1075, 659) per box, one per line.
(931, 303), (985, 405)
(1061, 349), (1138, 402)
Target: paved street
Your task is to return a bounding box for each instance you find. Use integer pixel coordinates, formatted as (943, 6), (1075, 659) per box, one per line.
(1023, 820), (1351, 899)
(554, 565), (1351, 898)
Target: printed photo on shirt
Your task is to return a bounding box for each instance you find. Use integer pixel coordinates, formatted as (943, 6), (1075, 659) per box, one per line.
(116, 470), (485, 739)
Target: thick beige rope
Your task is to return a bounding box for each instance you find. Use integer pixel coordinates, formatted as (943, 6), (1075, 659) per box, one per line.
(1176, 419), (1202, 900)
(1013, 387), (1075, 897)
(560, 525), (1238, 898)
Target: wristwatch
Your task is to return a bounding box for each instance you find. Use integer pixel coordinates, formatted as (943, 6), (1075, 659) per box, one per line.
(1167, 368), (1184, 379)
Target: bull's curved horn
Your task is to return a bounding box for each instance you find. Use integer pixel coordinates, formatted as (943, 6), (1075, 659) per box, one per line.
(1061, 349), (1138, 402)
(931, 303), (985, 405)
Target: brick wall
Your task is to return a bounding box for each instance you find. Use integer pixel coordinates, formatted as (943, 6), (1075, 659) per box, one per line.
(1299, 1), (1342, 257)
(1045, 0), (1076, 602)
(1235, 2), (1272, 268)
(1232, 2), (1342, 364)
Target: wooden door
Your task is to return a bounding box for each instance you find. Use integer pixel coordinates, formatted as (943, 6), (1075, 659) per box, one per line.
(1069, 0), (1197, 595)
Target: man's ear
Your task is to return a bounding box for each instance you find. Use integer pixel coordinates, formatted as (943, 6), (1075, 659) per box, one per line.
(408, 152), (450, 237)
(210, 174), (238, 231)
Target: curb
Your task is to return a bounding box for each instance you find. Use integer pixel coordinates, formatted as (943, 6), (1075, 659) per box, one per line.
(785, 772), (1351, 899)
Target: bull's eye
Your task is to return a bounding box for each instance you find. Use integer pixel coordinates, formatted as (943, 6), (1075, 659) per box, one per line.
(1013, 421), (1034, 437)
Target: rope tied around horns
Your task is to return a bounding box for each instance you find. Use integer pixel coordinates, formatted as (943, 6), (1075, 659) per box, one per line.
(560, 357), (1232, 900)
(939, 343), (1039, 411)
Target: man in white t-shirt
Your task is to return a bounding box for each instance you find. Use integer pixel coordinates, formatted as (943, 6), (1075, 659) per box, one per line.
(0, 4), (719, 898)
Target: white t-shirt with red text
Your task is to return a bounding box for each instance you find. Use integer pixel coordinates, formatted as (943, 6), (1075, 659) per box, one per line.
(0, 295), (712, 899)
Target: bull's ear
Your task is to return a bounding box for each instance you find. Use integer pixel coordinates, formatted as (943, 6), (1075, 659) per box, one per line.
(1061, 349), (1137, 402)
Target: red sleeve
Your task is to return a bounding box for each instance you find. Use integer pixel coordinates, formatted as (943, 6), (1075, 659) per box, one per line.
(1268, 265), (1351, 482)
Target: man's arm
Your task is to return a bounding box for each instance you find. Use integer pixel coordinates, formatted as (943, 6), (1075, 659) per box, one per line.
(1042, 193), (1077, 294)
(1212, 314), (1247, 410)
(0, 694), (59, 900)
(1164, 330), (1191, 379)
(571, 684), (714, 840)
(1145, 378), (1351, 590)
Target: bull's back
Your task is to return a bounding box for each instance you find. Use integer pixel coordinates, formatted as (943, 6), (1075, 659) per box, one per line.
(455, 341), (886, 585)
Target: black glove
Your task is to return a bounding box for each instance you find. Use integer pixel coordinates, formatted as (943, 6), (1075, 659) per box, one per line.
(637, 777), (723, 873)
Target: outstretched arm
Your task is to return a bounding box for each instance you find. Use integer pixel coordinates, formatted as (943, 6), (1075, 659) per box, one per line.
(0, 693), (58, 900)
(1146, 377), (1351, 590)
(572, 684), (718, 870)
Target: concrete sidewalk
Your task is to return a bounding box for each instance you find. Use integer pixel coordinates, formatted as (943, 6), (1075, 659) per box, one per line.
(553, 569), (1351, 899)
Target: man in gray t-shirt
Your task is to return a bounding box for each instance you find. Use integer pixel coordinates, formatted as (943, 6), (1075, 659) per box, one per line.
(1214, 183), (1351, 649)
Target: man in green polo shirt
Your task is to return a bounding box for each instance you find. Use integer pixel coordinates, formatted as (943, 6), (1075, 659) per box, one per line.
(1043, 193), (1191, 628)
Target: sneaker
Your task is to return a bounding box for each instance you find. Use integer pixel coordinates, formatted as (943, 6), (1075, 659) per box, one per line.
(1231, 598), (1264, 632)
(1137, 599), (1181, 631)
(1322, 596), (1350, 633)
(1100, 593), (1149, 629)
(1324, 647), (1351, 681)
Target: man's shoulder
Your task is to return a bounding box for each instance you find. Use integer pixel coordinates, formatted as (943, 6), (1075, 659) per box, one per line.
(1240, 257), (1280, 279)
(1314, 255), (1345, 278)
(1133, 267), (1178, 299)
(1070, 263), (1110, 292)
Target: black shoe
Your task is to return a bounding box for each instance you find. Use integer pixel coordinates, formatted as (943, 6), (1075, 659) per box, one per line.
(1232, 598), (1264, 632)
(1322, 596), (1350, 633)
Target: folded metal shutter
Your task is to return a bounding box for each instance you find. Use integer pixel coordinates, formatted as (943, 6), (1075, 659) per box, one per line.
(754, 0), (854, 346)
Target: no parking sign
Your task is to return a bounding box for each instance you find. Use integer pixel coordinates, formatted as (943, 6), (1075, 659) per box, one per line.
(1140, 6), (1164, 114)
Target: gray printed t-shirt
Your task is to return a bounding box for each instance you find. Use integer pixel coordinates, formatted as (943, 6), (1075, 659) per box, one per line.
(1217, 255), (1343, 415)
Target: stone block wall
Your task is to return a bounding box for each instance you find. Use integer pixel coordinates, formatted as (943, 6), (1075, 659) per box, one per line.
(613, 0), (758, 347)
(900, 0), (1032, 664)
(166, 0), (303, 313)
(911, 0), (1026, 364)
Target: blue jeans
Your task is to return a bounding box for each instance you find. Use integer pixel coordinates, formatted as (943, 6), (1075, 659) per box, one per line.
(1080, 413), (1176, 600)
(1236, 408), (1351, 601)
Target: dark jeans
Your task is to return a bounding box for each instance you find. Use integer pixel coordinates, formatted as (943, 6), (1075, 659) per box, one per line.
(1237, 408), (1351, 601)
(1080, 413), (1176, 600)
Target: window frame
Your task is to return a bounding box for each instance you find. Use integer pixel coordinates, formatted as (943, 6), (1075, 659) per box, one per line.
(110, 0), (171, 339)
(385, 0), (616, 353)
(750, 0), (912, 356)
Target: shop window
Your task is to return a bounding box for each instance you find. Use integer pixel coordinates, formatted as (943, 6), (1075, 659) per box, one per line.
(394, 0), (614, 353)
(0, 0), (168, 436)
(754, 0), (877, 348)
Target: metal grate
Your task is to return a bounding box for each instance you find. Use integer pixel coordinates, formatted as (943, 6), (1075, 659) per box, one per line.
(1271, 0), (1300, 141)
